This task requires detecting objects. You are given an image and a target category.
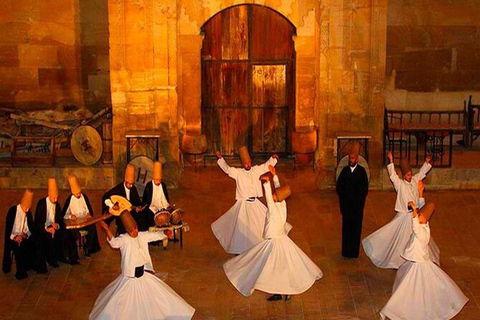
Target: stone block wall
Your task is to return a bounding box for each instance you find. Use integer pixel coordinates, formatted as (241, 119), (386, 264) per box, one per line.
(386, 0), (480, 111)
(0, 0), (111, 112)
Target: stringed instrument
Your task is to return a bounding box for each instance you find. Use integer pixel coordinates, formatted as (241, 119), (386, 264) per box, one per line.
(65, 195), (147, 229)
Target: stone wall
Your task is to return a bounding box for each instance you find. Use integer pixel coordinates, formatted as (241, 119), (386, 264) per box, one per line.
(386, 0), (480, 111)
(0, 0), (110, 112)
(108, 0), (387, 188)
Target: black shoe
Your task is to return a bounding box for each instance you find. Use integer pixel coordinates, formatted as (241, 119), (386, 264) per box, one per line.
(70, 260), (81, 265)
(267, 294), (282, 301)
(36, 268), (48, 274)
(285, 295), (291, 302)
(15, 272), (28, 280)
(48, 261), (59, 268)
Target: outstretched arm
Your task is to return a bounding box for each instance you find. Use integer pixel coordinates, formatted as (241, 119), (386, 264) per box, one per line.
(216, 151), (238, 179)
(257, 154), (279, 174)
(262, 178), (275, 207)
(414, 157), (432, 180)
(269, 165), (281, 189)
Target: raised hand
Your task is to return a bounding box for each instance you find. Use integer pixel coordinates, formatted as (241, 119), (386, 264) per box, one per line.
(216, 150), (222, 159)
(71, 214), (77, 221)
(425, 151), (431, 164)
(387, 151), (393, 163)
(261, 175), (270, 182)
(272, 154), (279, 160)
(268, 165), (276, 176)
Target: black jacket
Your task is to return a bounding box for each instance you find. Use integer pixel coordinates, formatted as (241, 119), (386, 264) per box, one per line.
(142, 181), (170, 209)
(2, 205), (36, 273)
(34, 197), (64, 238)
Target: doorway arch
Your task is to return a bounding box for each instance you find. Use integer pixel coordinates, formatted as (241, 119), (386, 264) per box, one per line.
(200, 4), (296, 156)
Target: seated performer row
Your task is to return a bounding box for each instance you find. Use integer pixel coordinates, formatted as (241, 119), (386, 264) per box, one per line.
(2, 174), (101, 279)
(102, 161), (171, 235)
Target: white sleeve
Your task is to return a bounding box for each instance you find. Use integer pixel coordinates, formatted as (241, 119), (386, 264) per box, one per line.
(412, 216), (429, 247)
(273, 175), (281, 189)
(217, 158), (238, 179)
(107, 235), (125, 249)
(263, 181), (275, 207)
(256, 157), (278, 174)
(418, 198), (426, 209)
(64, 203), (72, 220)
(387, 163), (401, 191)
(414, 162), (432, 180)
(144, 231), (167, 242)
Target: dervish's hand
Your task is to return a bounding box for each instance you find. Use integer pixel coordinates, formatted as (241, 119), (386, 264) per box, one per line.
(425, 152), (431, 164)
(71, 215), (77, 221)
(387, 151), (393, 163)
(268, 165), (276, 176)
(272, 154), (279, 160)
(216, 151), (222, 159)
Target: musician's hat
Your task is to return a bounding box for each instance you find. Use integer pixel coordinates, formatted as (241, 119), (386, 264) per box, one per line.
(20, 189), (34, 212)
(48, 177), (59, 198)
(124, 164), (135, 184)
(68, 174), (82, 194)
(153, 161), (162, 180)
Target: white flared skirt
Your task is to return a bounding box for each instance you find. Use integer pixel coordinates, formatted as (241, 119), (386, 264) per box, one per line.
(380, 260), (468, 320)
(89, 273), (195, 320)
(362, 211), (440, 269)
(211, 199), (267, 254)
(224, 234), (323, 296)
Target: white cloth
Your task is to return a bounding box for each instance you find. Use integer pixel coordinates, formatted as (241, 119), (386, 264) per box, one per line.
(90, 231), (194, 320)
(362, 208), (440, 269)
(387, 161), (432, 214)
(349, 164), (357, 173)
(150, 183), (170, 213)
(362, 162), (439, 269)
(124, 184), (130, 201)
(64, 194), (89, 219)
(45, 197), (56, 228)
(108, 231), (165, 278)
(380, 216), (468, 320)
(211, 157), (278, 254)
(223, 180), (322, 296)
(10, 205), (31, 240)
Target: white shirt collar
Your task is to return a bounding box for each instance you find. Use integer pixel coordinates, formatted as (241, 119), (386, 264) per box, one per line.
(349, 164), (358, 172)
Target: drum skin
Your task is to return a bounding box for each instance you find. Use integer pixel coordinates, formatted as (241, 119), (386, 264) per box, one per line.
(170, 208), (184, 225)
(154, 211), (171, 227)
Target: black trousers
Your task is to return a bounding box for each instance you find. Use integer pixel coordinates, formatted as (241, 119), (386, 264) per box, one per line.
(37, 231), (63, 271)
(342, 216), (363, 258)
(10, 237), (35, 279)
(64, 224), (100, 261)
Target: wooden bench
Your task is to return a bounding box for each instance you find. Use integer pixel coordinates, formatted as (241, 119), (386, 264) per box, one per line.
(384, 107), (468, 147)
(467, 95), (480, 147)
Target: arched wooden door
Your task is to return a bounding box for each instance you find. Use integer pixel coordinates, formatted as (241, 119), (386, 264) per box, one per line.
(201, 4), (296, 156)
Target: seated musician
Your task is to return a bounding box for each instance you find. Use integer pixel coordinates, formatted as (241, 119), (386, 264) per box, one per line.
(102, 164), (145, 233)
(34, 178), (64, 271)
(2, 189), (39, 279)
(142, 161), (172, 228)
(63, 174), (100, 262)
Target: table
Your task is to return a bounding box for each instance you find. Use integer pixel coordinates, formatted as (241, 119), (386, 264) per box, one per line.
(126, 131), (162, 162)
(336, 133), (371, 163)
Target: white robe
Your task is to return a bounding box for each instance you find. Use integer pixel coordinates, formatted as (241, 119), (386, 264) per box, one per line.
(89, 231), (195, 320)
(223, 178), (322, 296)
(380, 216), (468, 320)
(211, 157), (278, 254)
(362, 162), (440, 268)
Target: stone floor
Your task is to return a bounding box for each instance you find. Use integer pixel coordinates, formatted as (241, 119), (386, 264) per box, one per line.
(1, 163), (480, 319)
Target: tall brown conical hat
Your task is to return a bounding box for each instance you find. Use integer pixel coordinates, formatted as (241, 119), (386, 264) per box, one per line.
(124, 164), (135, 184)
(349, 142), (361, 157)
(419, 202), (435, 221)
(120, 210), (137, 232)
(68, 174), (82, 194)
(20, 189), (34, 212)
(276, 184), (291, 201)
(238, 146), (251, 166)
(47, 177), (59, 198)
(400, 158), (412, 176)
(153, 161), (162, 180)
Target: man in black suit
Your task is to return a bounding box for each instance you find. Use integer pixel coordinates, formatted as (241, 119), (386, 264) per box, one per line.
(3, 189), (38, 279)
(34, 178), (64, 270)
(142, 161), (171, 227)
(102, 164), (144, 233)
(336, 142), (369, 258)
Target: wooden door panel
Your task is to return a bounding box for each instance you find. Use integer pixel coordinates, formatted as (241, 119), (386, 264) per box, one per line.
(252, 108), (287, 153)
(252, 65), (286, 107)
(205, 62), (249, 107)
